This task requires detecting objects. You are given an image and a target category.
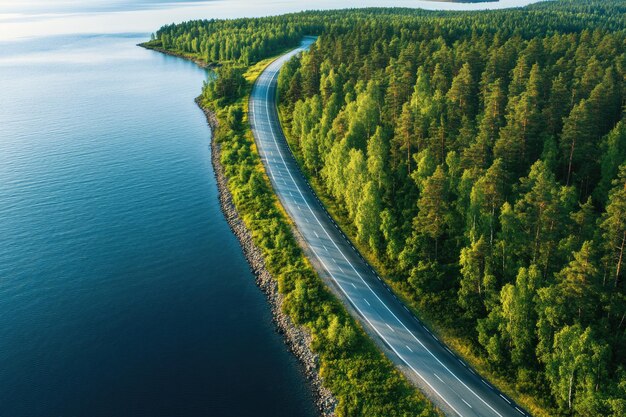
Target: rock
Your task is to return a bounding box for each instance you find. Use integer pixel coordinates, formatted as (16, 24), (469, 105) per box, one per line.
(196, 97), (337, 417)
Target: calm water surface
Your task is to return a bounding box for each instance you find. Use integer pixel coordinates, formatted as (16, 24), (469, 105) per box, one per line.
(0, 33), (318, 417)
(0, 0), (544, 40)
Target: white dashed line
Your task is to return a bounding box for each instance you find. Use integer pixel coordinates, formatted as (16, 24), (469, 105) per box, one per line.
(250, 48), (503, 417)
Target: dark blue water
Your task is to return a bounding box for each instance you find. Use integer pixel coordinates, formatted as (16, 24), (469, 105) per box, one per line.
(0, 33), (317, 417)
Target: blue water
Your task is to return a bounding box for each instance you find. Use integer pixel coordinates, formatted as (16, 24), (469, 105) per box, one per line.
(0, 33), (317, 417)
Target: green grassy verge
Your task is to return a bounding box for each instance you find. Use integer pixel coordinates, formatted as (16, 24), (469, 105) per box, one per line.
(200, 55), (442, 417)
(277, 106), (554, 417)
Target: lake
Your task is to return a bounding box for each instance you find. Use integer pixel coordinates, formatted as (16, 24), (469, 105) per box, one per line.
(0, 33), (318, 417)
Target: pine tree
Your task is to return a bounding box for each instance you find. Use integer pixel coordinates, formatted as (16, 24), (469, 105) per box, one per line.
(414, 165), (450, 260)
(469, 159), (507, 244)
(514, 160), (574, 274)
(600, 164), (626, 289)
(463, 79), (506, 170)
(494, 64), (545, 179)
(554, 242), (601, 324)
(595, 122), (626, 205)
(447, 62), (475, 123)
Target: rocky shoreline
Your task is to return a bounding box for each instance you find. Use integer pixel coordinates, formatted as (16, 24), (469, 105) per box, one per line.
(195, 97), (337, 417)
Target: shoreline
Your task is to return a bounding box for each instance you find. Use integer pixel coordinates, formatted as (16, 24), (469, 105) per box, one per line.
(194, 96), (336, 417)
(138, 43), (220, 69)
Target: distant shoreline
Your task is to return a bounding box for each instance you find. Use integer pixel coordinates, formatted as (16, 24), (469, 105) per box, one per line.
(138, 42), (221, 69)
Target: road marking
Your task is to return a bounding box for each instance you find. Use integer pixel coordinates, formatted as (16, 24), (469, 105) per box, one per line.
(314, 231), (319, 238)
(461, 399), (472, 409)
(403, 306), (410, 312)
(292, 239), (466, 417)
(434, 373), (444, 383)
(515, 406), (525, 415)
(323, 244), (328, 252)
(500, 394), (511, 404)
(364, 299), (370, 306)
(351, 283), (356, 289)
(445, 347), (454, 354)
(482, 380), (492, 389)
(386, 323), (395, 332)
(406, 345), (413, 353)
(253, 53), (477, 417)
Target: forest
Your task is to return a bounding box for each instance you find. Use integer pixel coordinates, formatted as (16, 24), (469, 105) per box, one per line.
(147, 1), (626, 415)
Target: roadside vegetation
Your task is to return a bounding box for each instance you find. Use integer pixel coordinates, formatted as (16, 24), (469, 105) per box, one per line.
(148, 1), (626, 416)
(197, 58), (441, 417)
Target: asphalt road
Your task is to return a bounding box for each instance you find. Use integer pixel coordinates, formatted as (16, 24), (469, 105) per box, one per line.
(249, 38), (530, 417)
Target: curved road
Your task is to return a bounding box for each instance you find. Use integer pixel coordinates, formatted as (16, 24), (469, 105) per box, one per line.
(249, 38), (529, 417)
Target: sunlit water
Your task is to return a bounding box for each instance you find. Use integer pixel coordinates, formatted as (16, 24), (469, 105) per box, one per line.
(0, 1), (544, 416)
(0, 0), (544, 40)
